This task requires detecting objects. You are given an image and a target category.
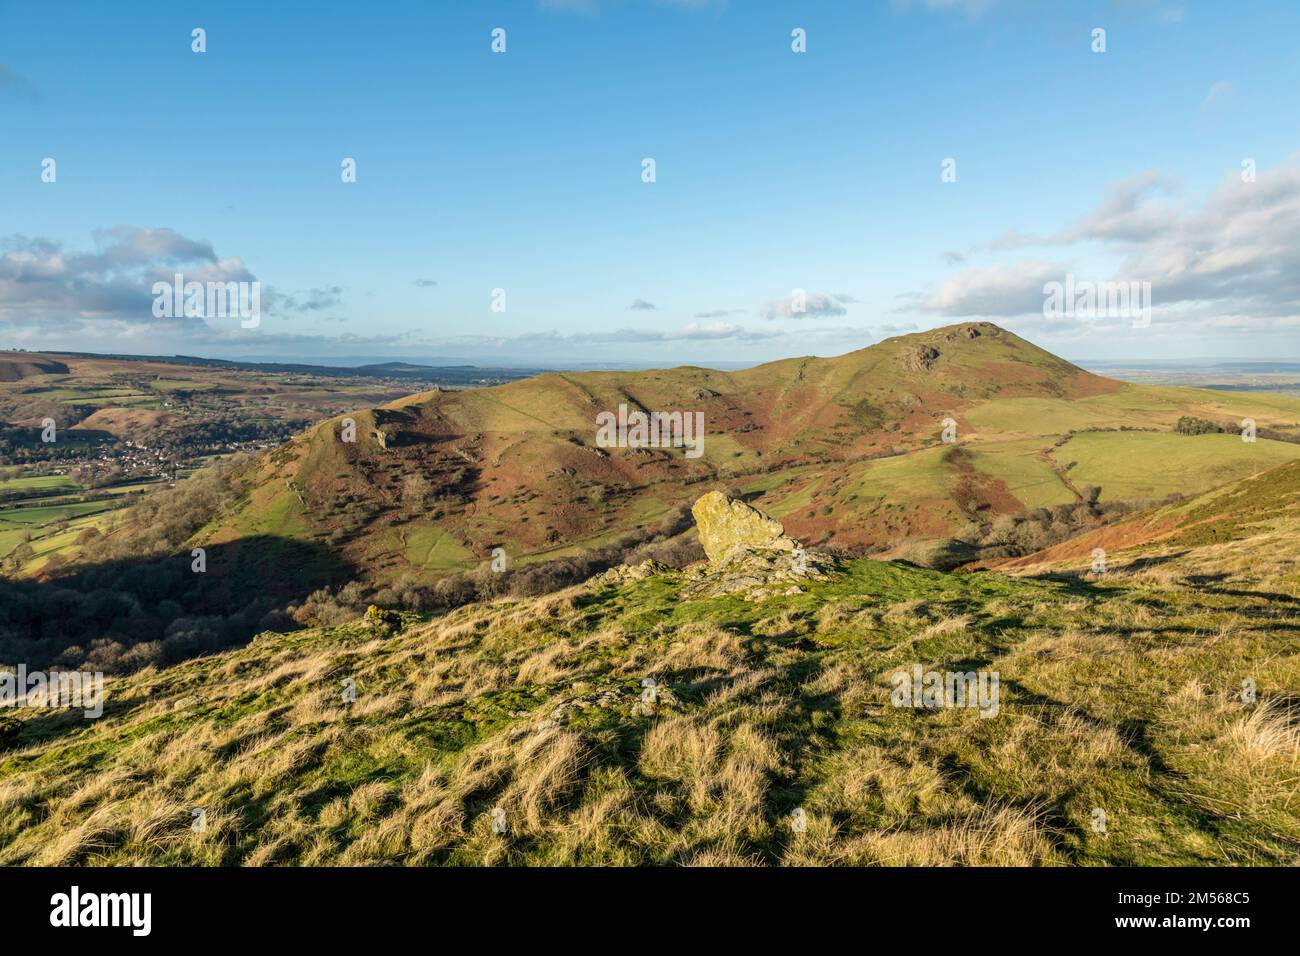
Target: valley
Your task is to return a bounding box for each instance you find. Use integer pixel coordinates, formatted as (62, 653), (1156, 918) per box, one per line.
(0, 350), (538, 575)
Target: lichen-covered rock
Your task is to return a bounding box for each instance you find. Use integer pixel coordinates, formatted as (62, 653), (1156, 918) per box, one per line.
(684, 492), (836, 599)
(590, 559), (672, 587)
(691, 491), (798, 565)
(592, 494), (836, 602)
(681, 546), (835, 599)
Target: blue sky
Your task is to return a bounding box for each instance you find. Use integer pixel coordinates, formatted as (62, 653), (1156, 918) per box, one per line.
(2, 0), (1298, 366)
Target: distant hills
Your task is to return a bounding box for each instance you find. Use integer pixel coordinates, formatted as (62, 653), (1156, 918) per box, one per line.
(188, 322), (1300, 582)
(2, 350), (545, 385)
(6, 327), (1300, 868)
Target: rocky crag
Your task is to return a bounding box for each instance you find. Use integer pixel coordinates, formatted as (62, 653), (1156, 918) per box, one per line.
(597, 491), (835, 600)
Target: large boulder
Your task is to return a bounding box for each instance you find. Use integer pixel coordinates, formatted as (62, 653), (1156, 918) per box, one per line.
(586, 493), (835, 602)
(691, 491), (798, 565)
(683, 492), (836, 599)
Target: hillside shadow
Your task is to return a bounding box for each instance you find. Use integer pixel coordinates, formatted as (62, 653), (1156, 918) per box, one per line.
(1027, 550), (1193, 588)
(0, 535), (358, 678)
(1197, 585), (1300, 607)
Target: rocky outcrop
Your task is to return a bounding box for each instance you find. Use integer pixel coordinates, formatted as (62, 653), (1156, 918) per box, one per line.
(685, 492), (835, 599)
(591, 559), (671, 586)
(902, 344), (941, 373)
(364, 604), (403, 634)
(691, 491), (799, 564)
(682, 547), (835, 600)
(588, 494), (836, 602)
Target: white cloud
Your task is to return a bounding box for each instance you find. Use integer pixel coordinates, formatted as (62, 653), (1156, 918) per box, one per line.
(271, 285), (344, 313)
(923, 261), (1066, 317)
(0, 228), (255, 325)
(921, 158), (1300, 328)
(763, 291), (849, 320)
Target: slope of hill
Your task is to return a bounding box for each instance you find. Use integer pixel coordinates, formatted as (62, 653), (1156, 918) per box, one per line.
(0, 356), (69, 382)
(3, 473), (1297, 866)
(190, 323), (1300, 582)
(995, 458), (1300, 572)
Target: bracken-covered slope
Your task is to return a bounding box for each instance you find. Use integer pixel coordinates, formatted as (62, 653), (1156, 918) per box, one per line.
(196, 323), (1300, 581)
(2, 462), (1298, 865)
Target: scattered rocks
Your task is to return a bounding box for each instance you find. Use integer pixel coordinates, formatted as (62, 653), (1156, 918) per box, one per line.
(592, 559), (671, 586)
(546, 680), (680, 726)
(681, 546), (835, 600)
(944, 322), (998, 341)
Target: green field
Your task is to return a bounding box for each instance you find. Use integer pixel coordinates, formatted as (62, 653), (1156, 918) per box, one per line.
(147, 378), (217, 392)
(0, 474), (78, 493)
(965, 441), (1077, 509)
(965, 392), (1161, 435)
(847, 447), (954, 503)
(20, 511), (118, 570)
(1051, 432), (1300, 501)
(403, 525), (475, 572)
(0, 499), (120, 560)
(0, 463), (161, 565)
(0, 499), (118, 528)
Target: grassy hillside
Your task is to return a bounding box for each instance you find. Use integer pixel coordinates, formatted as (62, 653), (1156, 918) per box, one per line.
(996, 458), (1300, 570)
(0, 357), (69, 382)
(3, 463), (1297, 866)
(178, 323), (1300, 583)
